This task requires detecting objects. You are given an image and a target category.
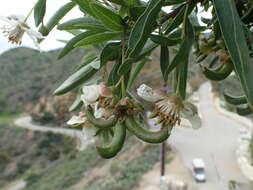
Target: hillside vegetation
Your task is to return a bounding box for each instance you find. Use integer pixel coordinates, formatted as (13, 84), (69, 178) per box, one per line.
(0, 47), (83, 114)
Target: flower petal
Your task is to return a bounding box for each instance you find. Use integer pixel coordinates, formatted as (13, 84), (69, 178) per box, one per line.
(94, 102), (106, 119)
(99, 84), (112, 97)
(8, 14), (25, 22)
(26, 31), (41, 51)
(137, 84), (164, 102)
(187, 114), (202, 129)
(26, 28), (44, 39)
(67, 115), (86, 125)
(0, 15), (17, 25)
(82, 85), (100, 104)
(181, 102), (201, 129)
(94, 102), (114, 119)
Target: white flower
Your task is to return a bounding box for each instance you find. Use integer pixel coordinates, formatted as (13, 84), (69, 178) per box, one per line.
(81, 85), (101, 105)
(94, 102), (114, 119)
(81, 84), (113, 105)
(67, 115), (86, 126)
(137, 84), (164, 102)
(67, 114), (97, 140)
(0, 14), (43, 49)
(138, 84), (201, 129)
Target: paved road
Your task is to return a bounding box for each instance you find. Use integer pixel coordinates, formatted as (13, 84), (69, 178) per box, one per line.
(14, 116), (93, 151)
(168, 82), (248, 190)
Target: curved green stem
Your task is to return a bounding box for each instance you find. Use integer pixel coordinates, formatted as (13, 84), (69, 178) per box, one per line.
(96, 124), (126, 159)
(124, 116), (171, 144)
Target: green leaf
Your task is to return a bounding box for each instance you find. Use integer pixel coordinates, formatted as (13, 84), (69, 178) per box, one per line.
(166, 41), (191, 75)
(72, 0), (96, 17)
(127, 0), (163, 58)
(58, 31), (102, 59)
(127, 59), (149, 88)
(58, 17), (107, 31)
(108, 58), (122, 86)
(75, 31), (122, 47)
(90, 3), (124, 31)
(129, 6), (146, 21)
(173, 8), (194, 99)
(69, 95), (83, 112)
(164, 0), (186, 6)
(150, 34), (181, 46)
(100, 42), (121, 66)
(78, 53), (98, 70)
(160, 46), (170, 83)
(119, 41), (158, 74)
(107, 0), (126, 6)
(54, 64), (98, 95)
(213, 0), (253, 109)
(34, 0), (46, 27)
(67, 30), (83, 36)
(164, 2), (195, 35)
(125, 0), (142, 7)
(39, 2), (75, 36)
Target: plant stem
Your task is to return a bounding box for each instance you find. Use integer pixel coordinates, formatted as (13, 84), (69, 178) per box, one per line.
(25, 6), (34, 22)
(121, 39), (126, 97)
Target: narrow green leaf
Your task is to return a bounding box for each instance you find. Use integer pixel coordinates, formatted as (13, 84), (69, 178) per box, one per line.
(127, 59), (149, 88)
(90, 3), (123, 31)
(160, 45), (170, 83)
(173, 8), (194, 99)
(107, 0), (126, 6)
(164, 0), (186, 6)
(150, 34), (181, 46)
(67, 30), (83, 36)
(58, 17), (107, 31)
(129, 6), (146, 21)
(69, 95), (83, 112)
(78, 53), (98, 70)
(164, 2), (195, 35)
(58, 31), (102, 59)
(34, 0), (46, 27)
(108, 58), (122, 86)
(39, 2), (75, 36)
(75, 31), (122, 47)
(72, 0), (96, 17)
(100, 42), (121, 66)
(127, 0), (163, 58)
(213, 0), (253, 109)
(119, 41), (158, 74)
(166, 40), (191, 75)
(54, 64), (98, 95)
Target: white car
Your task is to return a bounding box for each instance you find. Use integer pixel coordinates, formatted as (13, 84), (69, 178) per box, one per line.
(192, 158), (206, 183)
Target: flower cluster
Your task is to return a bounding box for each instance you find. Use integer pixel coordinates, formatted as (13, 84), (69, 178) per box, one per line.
(137, 84), (201, 129)
(67, 84), (115, 140)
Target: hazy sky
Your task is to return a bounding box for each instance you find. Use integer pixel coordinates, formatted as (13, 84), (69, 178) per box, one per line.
(0, 0), (82, 54)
